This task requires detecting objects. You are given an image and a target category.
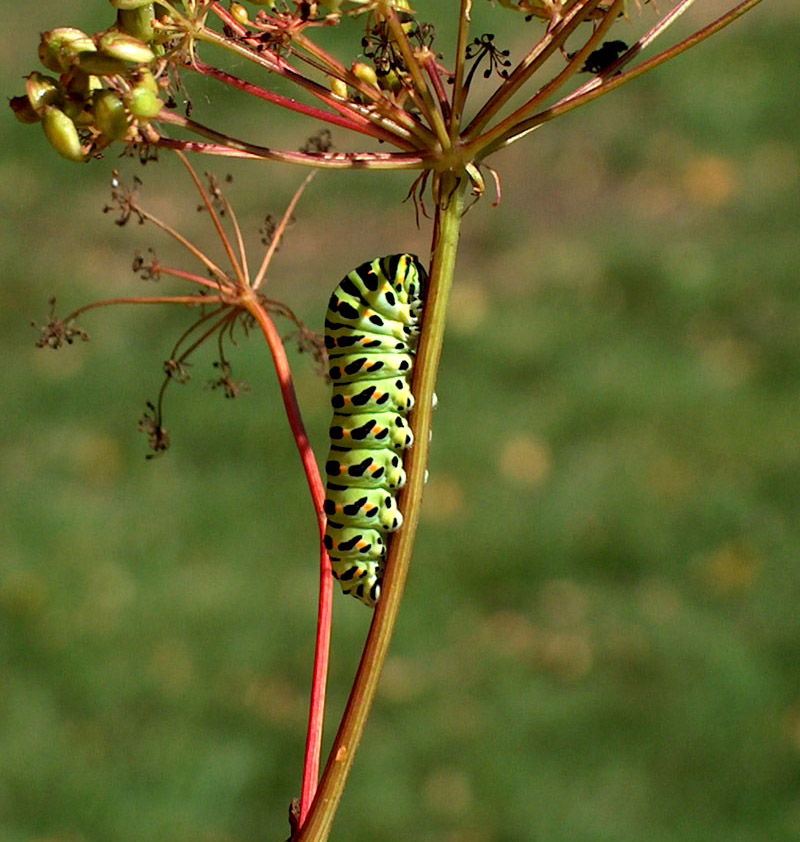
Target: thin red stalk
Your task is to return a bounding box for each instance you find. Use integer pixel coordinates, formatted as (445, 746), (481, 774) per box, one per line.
(175, 151), (247, 289)
(190, 60), (413, 147)
(166, 302), (233, 361)
(197, 19), (431, 149)
(149, 265), (231, 292)
(131, 205), (229, 281)
(422, 52), (451, 122)
(171, 307), (236, 363)
(253, 171), (317, 291)
(240, 295), (331, 826)
(154, 115), (430, 169)
(65, 294), (219, 322)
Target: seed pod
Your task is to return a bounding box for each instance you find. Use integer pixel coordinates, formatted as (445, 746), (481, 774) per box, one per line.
(39, 27), (96, 73)
(125, 85), (163, 119)
(96, 30), (155, 64)
(93, 89), (130, 139)
(25, 72), (63, 114)
(42, 106), (85, 162)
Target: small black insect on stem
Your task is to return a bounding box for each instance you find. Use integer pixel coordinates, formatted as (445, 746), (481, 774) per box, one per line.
(580, 40), (629, 74)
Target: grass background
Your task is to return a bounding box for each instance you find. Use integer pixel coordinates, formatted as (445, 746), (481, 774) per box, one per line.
(2, 2), (800, 841)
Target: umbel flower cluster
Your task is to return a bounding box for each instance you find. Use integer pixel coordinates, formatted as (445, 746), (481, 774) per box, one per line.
(10, 2), (167, 161)
(10, 0), (756, 195)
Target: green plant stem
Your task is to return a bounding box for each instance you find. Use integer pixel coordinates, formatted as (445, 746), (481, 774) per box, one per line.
(293, 169), (468, 842)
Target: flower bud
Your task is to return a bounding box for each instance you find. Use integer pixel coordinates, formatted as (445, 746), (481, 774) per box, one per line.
(351, 62), (378, 89)
(125, 85), (163, 119)
(10, 95), (41, 124)
(25, 72), (62, 114)
(96, 30), (155, 64)
(39, 28), (96, 73)
(93, 89), (130, 139)
(42, 106), (86, 162)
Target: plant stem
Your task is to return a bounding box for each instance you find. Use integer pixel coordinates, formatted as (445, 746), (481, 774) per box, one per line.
(293, 168), (468, 842)
(241, 295), (332, 827)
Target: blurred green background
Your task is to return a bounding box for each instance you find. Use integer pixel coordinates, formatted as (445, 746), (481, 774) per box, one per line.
(3, 2), (800, 841)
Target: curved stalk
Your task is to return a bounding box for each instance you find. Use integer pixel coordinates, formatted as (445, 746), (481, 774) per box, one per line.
(154, 112), (431, 170)
(294, 169), (468, 842)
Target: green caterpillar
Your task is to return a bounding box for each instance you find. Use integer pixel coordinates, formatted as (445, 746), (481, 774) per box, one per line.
(323, 253), (427, 607)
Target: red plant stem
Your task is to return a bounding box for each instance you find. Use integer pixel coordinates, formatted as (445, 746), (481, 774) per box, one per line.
(153, 114), (430, 170)
(190, 60), (412, 147)
(422, 52), (451, 122)
(204, 7), (433, 149)
(65, 294), (218, 321)
(241, 294), (332, 826)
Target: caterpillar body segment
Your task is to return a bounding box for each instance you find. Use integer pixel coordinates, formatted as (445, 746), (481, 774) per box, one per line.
(325, 447), (407, 490)
(330, 376), (415, 415)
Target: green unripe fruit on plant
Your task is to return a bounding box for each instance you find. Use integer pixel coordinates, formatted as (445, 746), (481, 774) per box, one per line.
(125, 85), (163, 119)
(42, 106), (85, 162)
(10, 95), (41, 124)
(93, 89), (130, 139)
(25, 72), (62, 114)
(39, 28), (96, 73)
(96, 30), (155, 64)
(351, 62), (378, 89)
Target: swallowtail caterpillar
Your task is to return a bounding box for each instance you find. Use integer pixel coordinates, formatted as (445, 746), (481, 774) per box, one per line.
(323, 254), (427, 607)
